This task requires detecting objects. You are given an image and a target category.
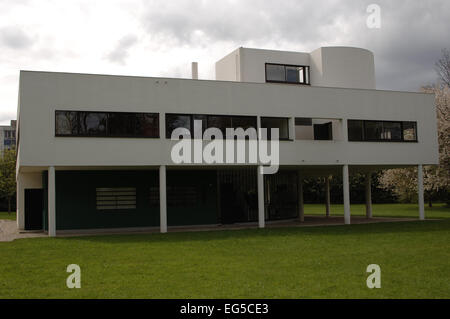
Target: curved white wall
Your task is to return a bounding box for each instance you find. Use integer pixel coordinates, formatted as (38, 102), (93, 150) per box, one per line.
(310, 47), (375, 89)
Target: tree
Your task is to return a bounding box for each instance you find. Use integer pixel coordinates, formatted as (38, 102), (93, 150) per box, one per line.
(379, 85), (450, 206)
(435, 48), (450, 87)
(0, 148), (17, 214)
(379, 48), (450, 206)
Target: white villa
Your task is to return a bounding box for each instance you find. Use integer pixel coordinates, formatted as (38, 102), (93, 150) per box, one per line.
(15, 46), (438, 235)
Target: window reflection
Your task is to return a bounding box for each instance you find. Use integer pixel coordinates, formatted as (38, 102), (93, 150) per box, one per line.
(260, 117), (290, 140)
(56, 111), (159, 138)
(348, 119), (417, 142)
(55, 111), (78, 135)
(266, 64), (310, 84)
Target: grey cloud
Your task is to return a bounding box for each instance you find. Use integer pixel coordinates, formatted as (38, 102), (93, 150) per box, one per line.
(139, 0), (450, 91)
(355, 0), (450, 91)
(140, 0), (363, 49)
(0, 26), (34, 49)
(106, 34), (139, 65)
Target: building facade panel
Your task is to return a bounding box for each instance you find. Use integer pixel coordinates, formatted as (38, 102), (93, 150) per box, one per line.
(17, 71), (437, 168)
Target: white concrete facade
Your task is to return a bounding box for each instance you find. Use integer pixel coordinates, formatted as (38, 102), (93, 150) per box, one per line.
(216, 47), (376, 89)
(16, 72), (437, 168)
(16, 46), (439, 233)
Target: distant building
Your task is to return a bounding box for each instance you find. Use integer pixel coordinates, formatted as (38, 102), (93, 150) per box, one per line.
(0, 120), (16, 153)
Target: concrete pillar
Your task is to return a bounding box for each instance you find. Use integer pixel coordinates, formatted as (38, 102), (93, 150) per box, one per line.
(298, 171), (304, 222)
(159, 165), (167, 233)
(342, 165), (351, 225)
(159, 113), (165, 139)
(16, 173), (24, 230)
(257, 166), (265, 228)
(325, 176), (331, 218)
(365, 172), (372, 219)
(48, 166), (56, 237)
(418, 164), (425, 220)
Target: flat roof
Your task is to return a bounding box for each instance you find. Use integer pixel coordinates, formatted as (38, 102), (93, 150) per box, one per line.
(19, 69), (433, 95)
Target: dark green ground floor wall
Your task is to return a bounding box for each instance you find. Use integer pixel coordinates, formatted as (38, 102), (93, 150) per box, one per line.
(55, 170), (160, 230)
(54, 169), (218, 230)
(167, 170), (218, 226)
(44, 169), (297, 230)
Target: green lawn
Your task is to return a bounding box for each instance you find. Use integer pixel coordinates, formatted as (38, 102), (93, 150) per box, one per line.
(304, 203), (450, 219)
(0, 212), (16, 220)
(1, 203), (448, 222)
(0, 204), (449, 298)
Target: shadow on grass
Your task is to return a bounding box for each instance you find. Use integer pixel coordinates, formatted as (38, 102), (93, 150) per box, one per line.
(55, 219), (450, 245)
(305, 203), (450, 219)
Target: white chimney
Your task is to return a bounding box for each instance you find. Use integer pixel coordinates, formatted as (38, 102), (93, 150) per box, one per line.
(191, 62), (198, 80)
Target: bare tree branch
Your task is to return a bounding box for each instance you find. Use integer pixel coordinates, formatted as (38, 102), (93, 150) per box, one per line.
(435, 48), (450, 87)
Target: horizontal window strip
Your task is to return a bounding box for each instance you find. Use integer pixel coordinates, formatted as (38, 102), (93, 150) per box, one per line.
(165, 113), (257, 139)
(265, 63), (310, 85)
(97, 193), (136, 197)
(96, 187), (136, 192)
(96, 196), (136, 200)
(347, 119), (418, 142)
(55, 111), (159, 138)
(96, 205), (137, 210)
(295, 117), (312, 126)
(97, 200), (137, 205)
(96, 187), (137, 211)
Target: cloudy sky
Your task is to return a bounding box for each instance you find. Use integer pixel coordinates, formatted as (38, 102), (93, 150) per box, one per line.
(0, 0), (449, 124)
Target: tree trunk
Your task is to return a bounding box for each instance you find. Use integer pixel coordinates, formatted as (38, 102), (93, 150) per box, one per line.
(427, 190), (432, 208)
(8, 197), (11, 214)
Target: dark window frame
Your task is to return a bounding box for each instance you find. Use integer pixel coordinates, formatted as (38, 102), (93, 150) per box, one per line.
(313, 122), (333, 141)
(55, 110), (160, 138)
(165, 113), (193, 139)
(165, 113), (258, 139)
(347, 119), (418, 142)
(260, 116), (291, 140)
(294, 117), (312, 126)
(265, 63), (310, 85)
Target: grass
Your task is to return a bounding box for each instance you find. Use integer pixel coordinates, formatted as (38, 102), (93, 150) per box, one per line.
(0, 204), (449, 299)
(304, 203), (450, 219)
(0, 211), (16, 221)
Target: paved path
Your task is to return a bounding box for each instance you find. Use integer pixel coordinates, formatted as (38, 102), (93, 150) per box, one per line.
(0, 215), (420, 240)
(0, 220), (46, 242)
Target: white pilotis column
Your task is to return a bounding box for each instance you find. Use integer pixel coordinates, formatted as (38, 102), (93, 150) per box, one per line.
(16, 174), (24, 230)
(48, 166), (56, 237)
(365, 172), (372, 219)
(159, 165), (167, 233)
(418, 164), (425, 220)
(325, 176), (331, 218)
(298, 171), (304, 222)
(342, 165), (351, 225)
(257, 166), (265, 228)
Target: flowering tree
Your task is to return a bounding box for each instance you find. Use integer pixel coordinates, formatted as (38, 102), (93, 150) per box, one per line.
(379, 86), (450, 206)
